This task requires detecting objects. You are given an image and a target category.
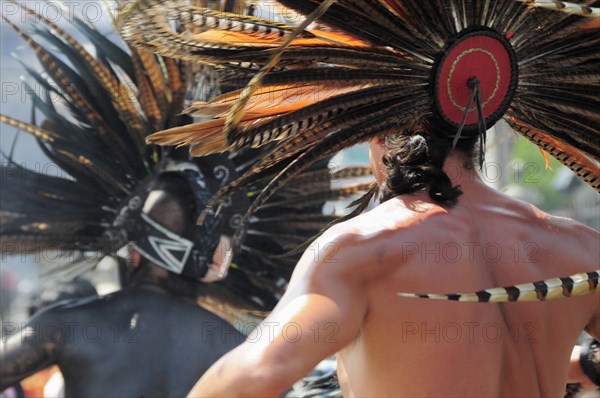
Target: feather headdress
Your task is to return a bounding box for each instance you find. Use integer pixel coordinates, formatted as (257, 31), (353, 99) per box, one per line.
(0, 0), (367, 313)
(120, 0), (599, 302)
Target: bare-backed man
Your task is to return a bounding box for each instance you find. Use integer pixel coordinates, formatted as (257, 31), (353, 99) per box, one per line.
(189, 130), (599, 397)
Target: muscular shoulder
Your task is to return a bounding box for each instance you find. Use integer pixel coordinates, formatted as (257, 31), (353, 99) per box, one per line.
(520, 203), (599, 246)
(479, 195), (599, 273)
(488, 188), (596, 233)
(539, 208), (598, 237)
(301, 199), (441, 283)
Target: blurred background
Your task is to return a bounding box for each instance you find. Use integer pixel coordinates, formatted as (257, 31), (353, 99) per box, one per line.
(1, 3), (598, 397)
(2, 0), (598, 333)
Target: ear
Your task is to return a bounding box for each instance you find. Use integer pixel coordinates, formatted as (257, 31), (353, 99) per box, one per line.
(130, 250), (142, 268)
(200, 235), (233, 283)
(370, 135), (385, 146)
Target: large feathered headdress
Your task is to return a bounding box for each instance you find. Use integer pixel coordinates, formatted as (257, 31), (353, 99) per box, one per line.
(0, 0), (369, 313)
(119, 0), (599, 302)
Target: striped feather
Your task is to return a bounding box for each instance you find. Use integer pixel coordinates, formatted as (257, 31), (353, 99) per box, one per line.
(137, 50), (171, 117)
(124, 1), (600, 305)
(0, 17), (110, 135)
(332, 166), (373, 180)
(2, 1), (373, 317)
(119, 0), (312, 41)
(229, 46), (417, 70)
(506, 117), (600, 192)
(223, 0), (338, 136)
(515, 0), (600, 17)
(197, 92), (426, 218)
(227, 84), (409, 150)
(228, 85), (421, 164)
(397, 270), (600, 302)
(0, 115), (58, 142)
(184, 84), (362, 119)
(131, 51), (162, 132)
(231, 104), (427, 248)
(7, 1), (148, 140)
(259, 182), (372, 209)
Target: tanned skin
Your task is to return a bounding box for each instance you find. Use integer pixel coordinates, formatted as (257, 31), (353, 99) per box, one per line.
(189, 139), (599, 397)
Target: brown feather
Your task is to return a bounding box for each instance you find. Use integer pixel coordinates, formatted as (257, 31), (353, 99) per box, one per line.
(506, 117), (600, 192)
(0, 114), (58, 142)
(131, 51), (162, 133)
(6, 0), (137, 115)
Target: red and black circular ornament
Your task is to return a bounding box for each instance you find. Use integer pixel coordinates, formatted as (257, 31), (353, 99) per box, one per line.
(432, 28), (518, 134)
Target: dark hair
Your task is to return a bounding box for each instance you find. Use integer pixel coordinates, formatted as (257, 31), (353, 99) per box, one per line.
(380, 126), (479, 206)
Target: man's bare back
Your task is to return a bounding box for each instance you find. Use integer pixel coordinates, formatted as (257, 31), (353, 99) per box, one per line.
(336, 166), (599, 397)
(188, 153), (599, 397)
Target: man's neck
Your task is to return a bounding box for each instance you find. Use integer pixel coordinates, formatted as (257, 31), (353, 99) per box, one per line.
(129, 264), (197, 301)
(442, 152), (487, 196)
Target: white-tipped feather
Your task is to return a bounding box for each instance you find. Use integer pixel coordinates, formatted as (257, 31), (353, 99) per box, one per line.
(397, 270), (600, 302)
(515, 0), (600, 17)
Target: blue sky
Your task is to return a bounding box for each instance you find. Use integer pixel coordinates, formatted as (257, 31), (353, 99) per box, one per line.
(0, 1), (117, 286)
(1, 1), (118, 165)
